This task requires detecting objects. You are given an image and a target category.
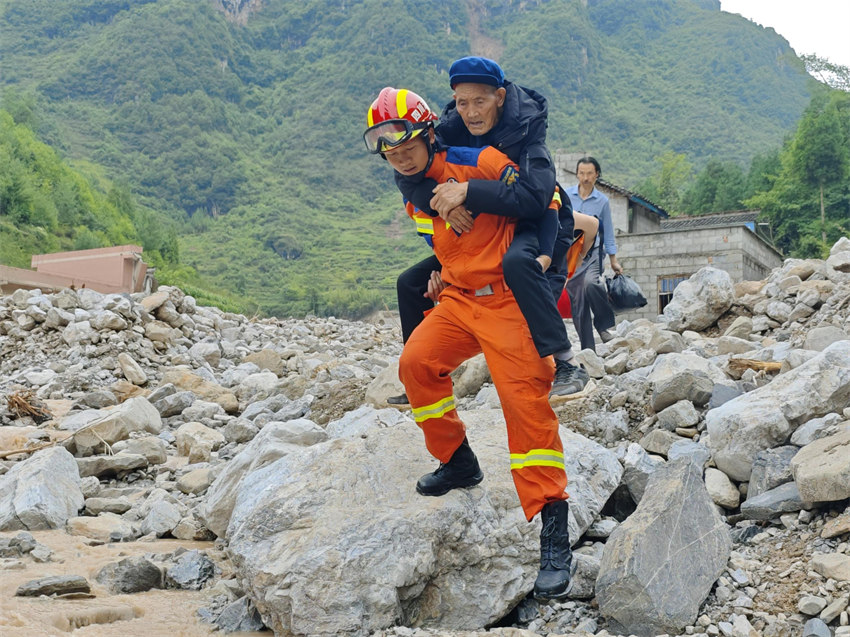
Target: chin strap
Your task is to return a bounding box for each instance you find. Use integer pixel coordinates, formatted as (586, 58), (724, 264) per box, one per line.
(420, 125), (439, 176)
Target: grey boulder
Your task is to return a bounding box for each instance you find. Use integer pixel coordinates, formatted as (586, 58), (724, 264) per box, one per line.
(596, 459), (731, 636)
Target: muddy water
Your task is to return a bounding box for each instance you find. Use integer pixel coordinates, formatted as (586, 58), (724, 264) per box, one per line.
(0, 530), (269, 637)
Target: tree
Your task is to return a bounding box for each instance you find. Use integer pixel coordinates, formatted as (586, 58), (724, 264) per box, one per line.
(636, 151), (693, 215)
(746, 90), (850, 257)
(802, 55), (850, 92)
(789, 93), (850, 242)
(681, 159), (747, 215)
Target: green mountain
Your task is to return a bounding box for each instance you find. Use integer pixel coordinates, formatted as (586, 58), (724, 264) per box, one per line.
(0, 107), (138, 268)
(0, 0), (815, 317)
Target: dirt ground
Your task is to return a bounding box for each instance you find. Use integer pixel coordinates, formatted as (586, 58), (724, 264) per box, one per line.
(0, 530), (268, 637)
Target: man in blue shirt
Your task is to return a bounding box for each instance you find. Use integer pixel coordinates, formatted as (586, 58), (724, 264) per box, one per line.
(565, 157), (622, 351)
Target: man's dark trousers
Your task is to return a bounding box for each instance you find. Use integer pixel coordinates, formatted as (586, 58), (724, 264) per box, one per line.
(565, 245), (615, 352)
(397, 254), (441, 343)
(503, 229), (571, 358)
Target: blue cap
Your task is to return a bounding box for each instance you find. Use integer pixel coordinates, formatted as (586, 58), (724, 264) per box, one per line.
(449, 56), (505, 89)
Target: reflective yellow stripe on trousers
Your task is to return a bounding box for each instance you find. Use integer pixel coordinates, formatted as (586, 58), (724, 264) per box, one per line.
(411, 395), (456, 423)
(510, 448), (565, 470)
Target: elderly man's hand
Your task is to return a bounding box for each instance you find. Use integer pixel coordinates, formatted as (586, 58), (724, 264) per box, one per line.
(441, 206), (474, 233)
(430, 181), (469, 215)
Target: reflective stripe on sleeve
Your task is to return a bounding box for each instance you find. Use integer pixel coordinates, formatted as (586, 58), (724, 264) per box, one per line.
(411, 395), (456, 423)
(414, 218), (434, 235)
(510, 448), (565, 470)
(552, 190), (562, 206)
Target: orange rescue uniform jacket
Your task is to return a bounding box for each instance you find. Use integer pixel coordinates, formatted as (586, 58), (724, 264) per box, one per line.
(405, 146), (559, 290)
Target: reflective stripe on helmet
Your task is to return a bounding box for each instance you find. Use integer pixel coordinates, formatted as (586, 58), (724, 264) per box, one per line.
(396, 89), (410, 119)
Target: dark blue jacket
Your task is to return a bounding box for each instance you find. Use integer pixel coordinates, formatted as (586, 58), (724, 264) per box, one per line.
(396, 81), (555, 220)
(394, 81), (570, 262)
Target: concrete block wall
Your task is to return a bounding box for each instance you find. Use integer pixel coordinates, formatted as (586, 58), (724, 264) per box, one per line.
(741, 231), (784, 281)
(631, 208), (662, 234)
(609, 226), (781, 322)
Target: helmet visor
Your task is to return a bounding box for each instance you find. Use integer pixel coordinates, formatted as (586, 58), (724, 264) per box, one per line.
(363, 119), (428, 154)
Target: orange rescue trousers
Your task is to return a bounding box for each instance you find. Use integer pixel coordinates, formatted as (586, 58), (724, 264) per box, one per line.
(399, 282), (568, 521)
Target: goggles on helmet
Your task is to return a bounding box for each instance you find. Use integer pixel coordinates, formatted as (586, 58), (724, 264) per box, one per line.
(363, 119), (431, 154)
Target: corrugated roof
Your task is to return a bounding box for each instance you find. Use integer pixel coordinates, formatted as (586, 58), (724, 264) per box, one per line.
(596, 178), (670, 219)
(660, 210), (761, 230)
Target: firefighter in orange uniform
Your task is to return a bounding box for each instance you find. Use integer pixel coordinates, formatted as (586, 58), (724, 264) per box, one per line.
(364, 87), (574, 600)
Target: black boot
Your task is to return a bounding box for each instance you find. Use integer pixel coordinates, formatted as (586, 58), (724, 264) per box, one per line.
(416, 437), (484, 496)
(386, 392), (409, 406)
(533, 499), (575, 601)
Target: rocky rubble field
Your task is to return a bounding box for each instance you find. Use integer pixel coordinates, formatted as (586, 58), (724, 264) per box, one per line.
(1, 238), (850, 637)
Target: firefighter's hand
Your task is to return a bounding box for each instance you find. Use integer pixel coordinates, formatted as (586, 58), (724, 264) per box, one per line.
(430, 181), (468, 215)
(442, 206), (475, 233)
(424, 270), (448, 302)
(536, 254), (552, 273)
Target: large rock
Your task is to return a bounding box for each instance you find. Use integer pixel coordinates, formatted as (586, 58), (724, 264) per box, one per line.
(66, 513), (139, 542)
(117, 352), (148, 385)
(656, 400), (700, 432)
(596, 460), (731, 636)
(646, 353), (726, 412)
(243, 349), (285, 376)
(704, 467), (740, 509)
(174, 422), (225, 463)
(622, 443), (664, 503)
(647, 352), (729, 386)
(71, 396), (162, 456)
(226, 410), (621, 636)
(748, 446), (798, 498)
(0, 447), (84, 531)
(16, 575), (91, 597)
(365, 356), (490, 407)
(160, 367), (239, 413)
(201, 419), (329, 537)
(364, 361), (406, 407)
(740, 481), (807, 520)
(325, 404), (412, 438)
(791, 429), (850, 502)
(707, 341), (850, 481)
(805, 326), (849, 352)
(661, 267), (735, 332)
(811, 553), (850, 583)
(76, 453), (149, 478)
(96, 556), (164, 593)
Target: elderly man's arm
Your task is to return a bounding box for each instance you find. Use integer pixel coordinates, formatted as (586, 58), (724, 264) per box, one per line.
(434, 141), (555, 220)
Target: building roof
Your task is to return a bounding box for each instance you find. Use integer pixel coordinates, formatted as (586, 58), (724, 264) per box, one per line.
(660, 210), (761, 230)
(596, 178), (670, 219)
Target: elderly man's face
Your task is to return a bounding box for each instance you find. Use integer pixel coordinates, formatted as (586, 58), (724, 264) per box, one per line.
(453, 83), (506, 137)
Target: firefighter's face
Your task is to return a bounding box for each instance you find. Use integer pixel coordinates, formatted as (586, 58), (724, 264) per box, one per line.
(383, 131), (432, 176)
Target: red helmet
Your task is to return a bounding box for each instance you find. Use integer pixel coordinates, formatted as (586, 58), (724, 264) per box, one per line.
(364, 87), (437, 154)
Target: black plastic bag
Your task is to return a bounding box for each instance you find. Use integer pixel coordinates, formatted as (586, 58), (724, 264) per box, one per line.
(606, 274), (647, 314)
